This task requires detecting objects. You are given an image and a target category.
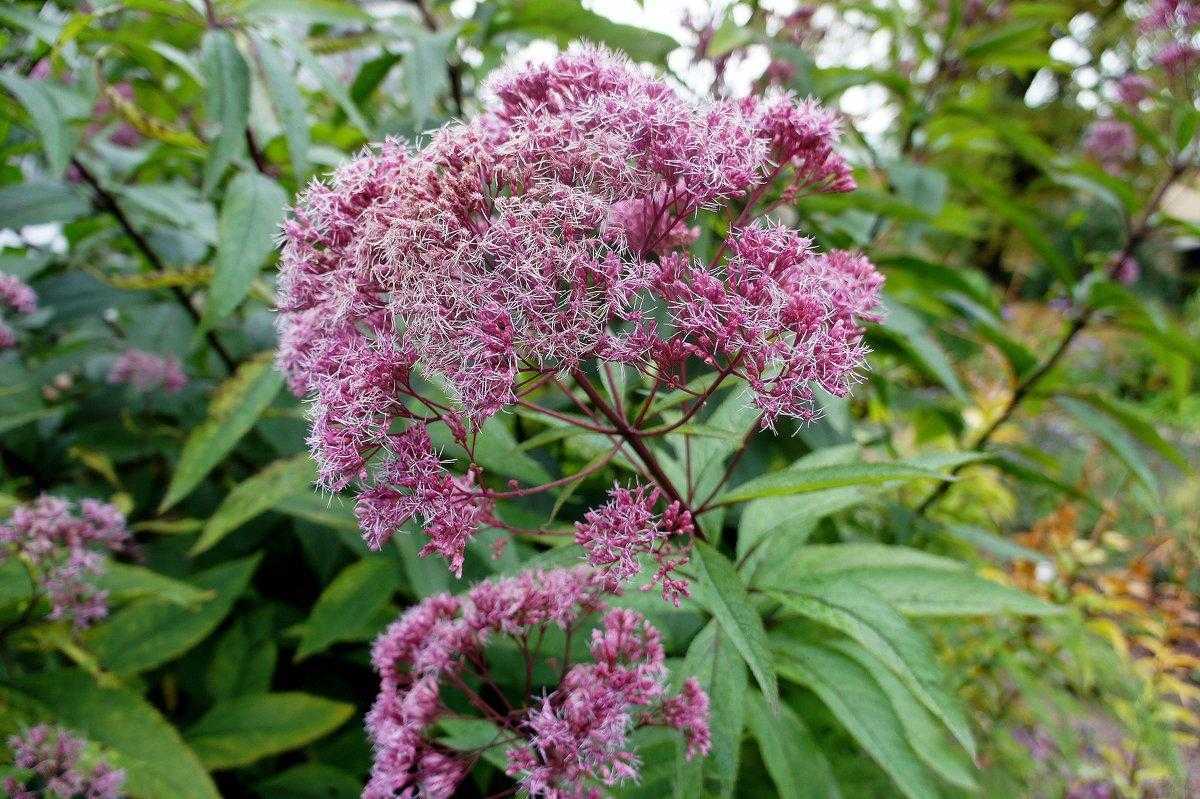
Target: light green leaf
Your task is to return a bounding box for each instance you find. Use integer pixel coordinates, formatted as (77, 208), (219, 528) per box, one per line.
(200, 29), (250, 195)
(161, 352), (284, 511)
(204, 171), (287, 323)
(0, 669), (219, 799)
(773, 639), (942, 799)
(1062, 391), (1188, 471)
(873, 298), (967, 401)
(717, 461), (947, 505)
(830, 639), (979, 792)
(767, 578), (976, 758)
(0, 181), (89, 228)
(96, 562), (215, 607)
(251, 34), (311, 179)
(296, 557), (401, 660)
(1058, 396), (1158, 495)
(674, 622), (747, 799)
(495, 0), (679, 64)
(86, 555), (261, 675)
(192, 453), (315, 555)
(692, 541), (778, 711)
(241, 0), (371, 24)
(0, 73), (72, 176)
(288, 37), (371, 134)
(185, 692), (353, 770)
(744, 689), (840, 799)
(405, 28), (454, 127)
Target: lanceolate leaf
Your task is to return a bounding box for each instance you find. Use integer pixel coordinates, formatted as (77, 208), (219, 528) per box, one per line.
(200, 30), (251, 195)
(192, 453), (316, 555)
(184, 692), (354, 770)
(1062, 390), (1189, 471)
(296, 557), (402, 660)
(96, 562), (215, 607)
(717, 461), (948, 505)
(405, 28), (454, 127)
(204, 171), (288, 324)
(251, 34), (311, 178)
(767, 577), (977, 758)
(86, 555), (261, 675)
(692, 541), (778, 712)
(1, 669), (220, 799)
(1058, 396), (1158, 495)
(0, 73), (73, 176)
(744, 689), (840, 799)
(674, 622), (747, 799)
(773, 637), (942, 799)
(160, 352), (285, 511)
(493, 0), (679, 64)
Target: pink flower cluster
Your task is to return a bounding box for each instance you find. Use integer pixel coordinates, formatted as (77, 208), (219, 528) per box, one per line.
(0, 271), (37, 350)
(574, 483), (694, 605)
(1141, 0), (1200, 76)
(1083, 120), (1136, 173)
(364, 567), (710, 799)
(107, 348), (187, 394)
(277, 45), (880, 573)
(5, 725), (125, 799)
(0, 496), (131, 628)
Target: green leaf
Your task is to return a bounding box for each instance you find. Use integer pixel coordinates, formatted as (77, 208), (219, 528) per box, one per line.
(160, 352), (284, 511)
(1058, 396), (1158, 495)
(717, 461), (948, 505)
(674, 622), (747, 799)
(192, 454), (315, 555)
(1061, 391), (1189, 471)
(405, 28), (454, 127)
(86, 555), (261, 675)
(830, 639), (979, 791)
(0, 181), (89, 228)
(96, 562), (215, 607)
(185, 692), (354, 770)
(766, 578), (976, 758)
(206, 609), (278, 701)
(691, 541), (778, 711)
(287, 37), (371, 134)
(296, 557), (401, 660)
(756, 544), (1060, 617)
(204, 171), (287, 324)
(0, 669), (219, 799)
(255, 763), (361, 799)
(200, 29), (251, 195)
(871, 297), (966, 400)
(495, 0), (679, 64)
(773, 639), (942, 799)
(240, 0), (371, 24)
(0, 73), (72, 176)
(251, 34), (311, 178)
(744, 689), (840, 799)
(941, 293), (1039, 378)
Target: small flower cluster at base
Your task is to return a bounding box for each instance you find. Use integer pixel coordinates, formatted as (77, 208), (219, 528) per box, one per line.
(5, 725), (125, 799)
(364, 567), (710, 799)
(1082, 120), (1136, 173)
(0, 496), (131, 628)
(0, 271), (37, 351)
(574, 483), (694, 605)
(107, 349), (187, 394)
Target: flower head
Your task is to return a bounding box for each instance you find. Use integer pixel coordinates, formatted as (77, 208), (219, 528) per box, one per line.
(1083, 120), (1136, 172)
(5, 725), (125, 799)
(365, 568), (709, 798)
(107, 349), (187, 394)
(0, 496), (131, 628)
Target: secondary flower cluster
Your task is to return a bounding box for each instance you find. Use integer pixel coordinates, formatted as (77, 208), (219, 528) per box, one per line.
(107, 348), (187, 395)
(364, 567), (710, 799)
(277, 44), (881, 575)
(5, 725), (125, 799)
(1140, 0), (1200, 77)
(0, 271), (37, 350)
(0, 496), (131, 628)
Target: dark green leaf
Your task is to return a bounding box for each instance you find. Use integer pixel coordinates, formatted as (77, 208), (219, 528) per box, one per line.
(192, 454), (315, 555)
(185, 692), (354, 770)
(296, 557), (402, 660)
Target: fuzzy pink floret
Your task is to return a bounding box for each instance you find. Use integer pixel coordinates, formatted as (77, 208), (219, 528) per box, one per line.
(107, 349), (187, 394)
(6, 725), (125, 799)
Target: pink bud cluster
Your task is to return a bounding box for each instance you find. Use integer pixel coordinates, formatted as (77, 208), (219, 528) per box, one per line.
(0, 271), (37, 350)
(1142, 0), (1200, 76)
(276, 45), (881, 575)
(574, 483), (694, 605)
(5, 725), (125, 799)
(364, 567), (710, 799)
(107, 348), (187, 394)
(0, 496), (131, 628)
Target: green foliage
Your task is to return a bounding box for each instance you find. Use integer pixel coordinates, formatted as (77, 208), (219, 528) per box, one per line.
(0, 0), (1195, 797)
